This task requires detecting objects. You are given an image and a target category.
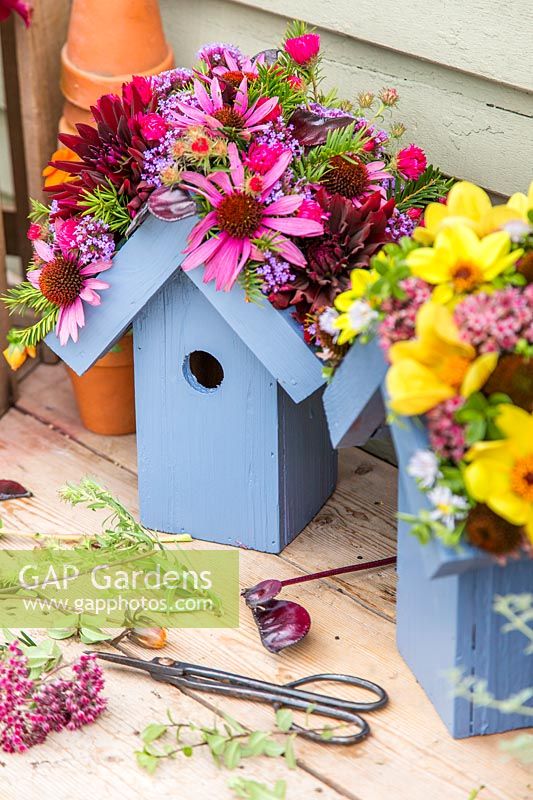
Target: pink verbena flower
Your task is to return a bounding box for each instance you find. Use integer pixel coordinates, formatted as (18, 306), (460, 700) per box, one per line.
(396, 145), (427, 180)
(454, 286), (533, 353)
(378, 277), (431, 353)
(426, 396), (467, 463)
(284, 33), (320, 65)
(180, 143), (323, 291)
(29, 237), (111, 346)
(170, 77), (278, 136)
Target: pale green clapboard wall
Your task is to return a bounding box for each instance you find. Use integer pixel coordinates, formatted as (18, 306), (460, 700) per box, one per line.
(0, 0), (531, 205)
(159, 0), (533, 198)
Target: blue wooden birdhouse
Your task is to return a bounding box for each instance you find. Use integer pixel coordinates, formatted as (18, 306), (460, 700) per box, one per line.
(46, 214), (337, 553)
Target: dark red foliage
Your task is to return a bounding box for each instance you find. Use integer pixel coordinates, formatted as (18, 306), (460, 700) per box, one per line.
(270, 189), (395, 323)
(46, 79), (157, 218)
(148, 186), (198, 222)
(289, 108), (356, 147)
(249, 600), (311, 653)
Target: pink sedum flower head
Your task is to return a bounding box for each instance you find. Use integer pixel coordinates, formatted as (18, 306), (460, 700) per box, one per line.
(284, 33), (320, 65)
(29, 238), (111, 346)
(180, 143), (324, 291)
(171, 77), (279, 136)
(396, 144), (427, 180)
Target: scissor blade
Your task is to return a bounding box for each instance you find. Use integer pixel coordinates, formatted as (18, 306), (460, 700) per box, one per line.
(89, 650), (175, 676)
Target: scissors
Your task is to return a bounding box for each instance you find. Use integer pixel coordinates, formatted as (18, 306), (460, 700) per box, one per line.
(92, 651), (388, 745)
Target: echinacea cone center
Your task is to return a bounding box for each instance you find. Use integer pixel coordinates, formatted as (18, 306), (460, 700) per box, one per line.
(213, 105), (245, 129)
(221, 70), (257, 88)
(38, 258), (83, 306)
(451, 262), (483, 292)
(321, 154), (368, 198)
(510, 455), (533, 502)
(217, 191), (264, 238)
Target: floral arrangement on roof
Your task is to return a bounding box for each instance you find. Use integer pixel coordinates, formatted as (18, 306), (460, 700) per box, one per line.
(332, 179), (533, 556)
(2, 20), (450, 369)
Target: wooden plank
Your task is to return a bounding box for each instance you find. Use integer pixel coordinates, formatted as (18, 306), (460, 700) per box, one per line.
(225, 0), (532, 91)
(0, 408), (529, 799)
(45, 214), (198, 374)
(187, 268), (325, 404)
(323, 339), (387, 448)
(160, 0), (533, 195)
(16, 364), (397, 618)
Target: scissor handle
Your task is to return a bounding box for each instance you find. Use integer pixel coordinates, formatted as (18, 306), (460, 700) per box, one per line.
(284, 673), (388, 713)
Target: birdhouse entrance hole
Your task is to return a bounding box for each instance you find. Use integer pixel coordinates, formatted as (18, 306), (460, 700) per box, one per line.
(183, 350), (224, 392)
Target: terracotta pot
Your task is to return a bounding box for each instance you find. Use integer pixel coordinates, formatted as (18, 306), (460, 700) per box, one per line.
(66, 335), (136, 435)
(59, 0), (174, 134)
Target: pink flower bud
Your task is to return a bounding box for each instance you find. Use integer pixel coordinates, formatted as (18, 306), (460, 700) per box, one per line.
(287, 74), (304, 90)
(27, 223), (42, 241)
(396, 144), (427, 180)
(378, 87), (399, 107)
(284, 33), (320, 65)
(139, 113), (168, 142)
(297, 199), (323, 223)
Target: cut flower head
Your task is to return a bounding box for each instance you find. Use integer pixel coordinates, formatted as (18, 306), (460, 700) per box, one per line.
(464, 404), (533, 542)
(180, 142), (323, 290)
(386, 301), (498, 415)
(407, 223), (522, 305)
(333, 268), (379, 344)
(413, 180), (528, 245)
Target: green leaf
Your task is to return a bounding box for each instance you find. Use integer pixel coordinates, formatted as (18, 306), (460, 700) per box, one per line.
(79, 626), (112, 644)
(48, 627), (77, 640)
(181, 745), (194, 757)
(223, 739), (242, 769)
(141, 723), (168, 744)
(220, 712), (246, 735)
(205, 733), (227, 756)
(263, 739), (286, 758)
(284, 734), (297, 769)
(228, 777), (287, 800)
(275, 709), (293, 733)
(394, 165), (454, 212)
(465, 418), (486, 446)
(135, 750), (159, 774)
(320, 727), (334, 741)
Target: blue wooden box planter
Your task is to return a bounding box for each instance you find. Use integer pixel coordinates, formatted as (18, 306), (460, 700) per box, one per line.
(391, 413), (532, 738)
(46, 214), (337, 553)
(322, 338), (387, 448)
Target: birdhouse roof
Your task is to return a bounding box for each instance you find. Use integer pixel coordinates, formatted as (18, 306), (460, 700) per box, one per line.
(45, 214), (324, 403)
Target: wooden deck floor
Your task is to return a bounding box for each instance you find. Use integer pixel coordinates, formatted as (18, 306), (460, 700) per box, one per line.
(0, 364), (530, 800)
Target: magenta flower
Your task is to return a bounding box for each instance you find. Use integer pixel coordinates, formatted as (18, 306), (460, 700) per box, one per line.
(243, 142), (286, 174)
(29, 237), (111, 345)
(180, 143), (323, 290)
(139, 112), (168, 141)
(0, 0), (32, 27)
(284, 33), (320, 65)
(26, 223), (41, 241)
(212, 49), (264, 85)
(396, 144), (427, 180)
(171, 77), (278, 136)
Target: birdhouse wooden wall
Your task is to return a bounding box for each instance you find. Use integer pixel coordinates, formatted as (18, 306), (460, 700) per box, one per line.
(133, 269), (337, 553)
(392, 416), (533, 738)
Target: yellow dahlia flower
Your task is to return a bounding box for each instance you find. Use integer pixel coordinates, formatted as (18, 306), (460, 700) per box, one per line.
(386, 302), (498, 415)
(413, 180), (526, 245)
(506, 180), (533, 222)
(333, 269), (378, 345)
(464, 405), (533, 542)
(407, 223), (522, 305)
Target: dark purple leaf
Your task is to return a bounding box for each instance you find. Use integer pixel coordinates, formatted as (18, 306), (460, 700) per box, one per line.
(288, 108), (356, 147)
(252, 48), (280, 66)
(0, 480), (32, 501)
(242, 579), (282, 608)
(251, 600), (311, 654)
(147, 186), (196, 222)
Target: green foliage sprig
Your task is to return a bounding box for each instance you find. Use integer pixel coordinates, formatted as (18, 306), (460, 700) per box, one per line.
(3, 278), (59, 349)
(238, 264), (265, 305)
(79, 180), (132, 234)
(229, 777), (287, 799)
(294, 121), (371, 182)
(393, 165), (454, 212)
(248, 63), (306, 118)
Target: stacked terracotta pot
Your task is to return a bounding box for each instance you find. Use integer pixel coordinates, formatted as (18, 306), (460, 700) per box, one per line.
(58, 0), (173, 434)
